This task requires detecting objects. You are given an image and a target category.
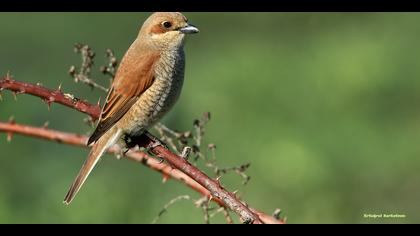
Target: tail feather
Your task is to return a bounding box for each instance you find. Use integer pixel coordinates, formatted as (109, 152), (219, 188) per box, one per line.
(63, 128), (122, 205)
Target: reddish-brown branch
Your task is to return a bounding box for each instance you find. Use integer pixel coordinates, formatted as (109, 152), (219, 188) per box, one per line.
(137, 135), (262, 223)
(0, 121), (284, 224)
(0, 76), (101, 120)
(0, 77), (284, 224)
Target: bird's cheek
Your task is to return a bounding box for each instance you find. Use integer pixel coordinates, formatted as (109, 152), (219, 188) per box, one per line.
(150, 25), (166, 34)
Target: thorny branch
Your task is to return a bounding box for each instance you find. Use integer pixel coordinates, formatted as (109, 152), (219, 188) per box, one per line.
(0, 74), (101, 119)
(0, 120), (284, 224)
(0, 44), (285, 224)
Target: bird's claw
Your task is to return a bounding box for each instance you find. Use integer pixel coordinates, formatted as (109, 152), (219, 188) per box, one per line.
(143, 132), (167, 164)
(144, 131), (169, 150)
(145, 145), (165, 164)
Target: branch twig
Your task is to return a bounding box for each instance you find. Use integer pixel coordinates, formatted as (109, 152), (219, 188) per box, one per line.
(151, 195), (191, 224)
(100, 49), (118, 79)
(69, 44), (109, 92)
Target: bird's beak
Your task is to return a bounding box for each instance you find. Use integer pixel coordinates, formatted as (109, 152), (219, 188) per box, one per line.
(179, 24), (199, 34)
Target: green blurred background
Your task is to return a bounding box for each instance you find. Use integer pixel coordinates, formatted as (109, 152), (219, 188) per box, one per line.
(0, 12), (419, 224)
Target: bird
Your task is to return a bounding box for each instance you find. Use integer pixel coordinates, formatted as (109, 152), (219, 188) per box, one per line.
(63, 12), (199, 205)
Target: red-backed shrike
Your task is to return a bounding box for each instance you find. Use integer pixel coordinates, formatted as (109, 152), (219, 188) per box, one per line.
(64, 12), (199, 204)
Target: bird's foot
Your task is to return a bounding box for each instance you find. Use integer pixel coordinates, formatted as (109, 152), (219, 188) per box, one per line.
(143, 131), (168, 163)
(144, 131), (169, 150)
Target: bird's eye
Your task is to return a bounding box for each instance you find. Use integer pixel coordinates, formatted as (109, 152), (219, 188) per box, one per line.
(162, 21), (172, 29)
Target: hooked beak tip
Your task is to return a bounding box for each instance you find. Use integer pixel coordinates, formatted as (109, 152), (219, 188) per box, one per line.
(180, 24), (199, 34)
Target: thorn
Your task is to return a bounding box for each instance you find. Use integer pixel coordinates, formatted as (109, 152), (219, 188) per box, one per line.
(162, 173), (170, 183)
(0, 91), (3, 101)
(5, 71), (12, 81)
(8, 116), (15, 124)
(57, 83), (62, 92)
(44, 99), (52, 111)
(208, 195), (213, 202)
(7, 132), (13, 142)
(12, 92), (17, 101)
(42, 97), (55, 111)
(42, 121), (49, 129)
(215, 176), (222, 185)
(36, 82), (43, 87)
(97, 96), (102, 106)
(6, 116), (15, 143)
(232, 190), (239, 196)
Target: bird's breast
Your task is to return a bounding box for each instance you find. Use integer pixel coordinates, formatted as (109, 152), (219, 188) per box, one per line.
(125, 50), (185, 135)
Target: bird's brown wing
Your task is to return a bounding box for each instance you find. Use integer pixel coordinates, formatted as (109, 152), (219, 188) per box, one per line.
(88, 51), (160, 145)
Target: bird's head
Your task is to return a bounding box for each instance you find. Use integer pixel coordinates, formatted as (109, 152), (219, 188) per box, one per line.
(139, 12), (199, 51)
